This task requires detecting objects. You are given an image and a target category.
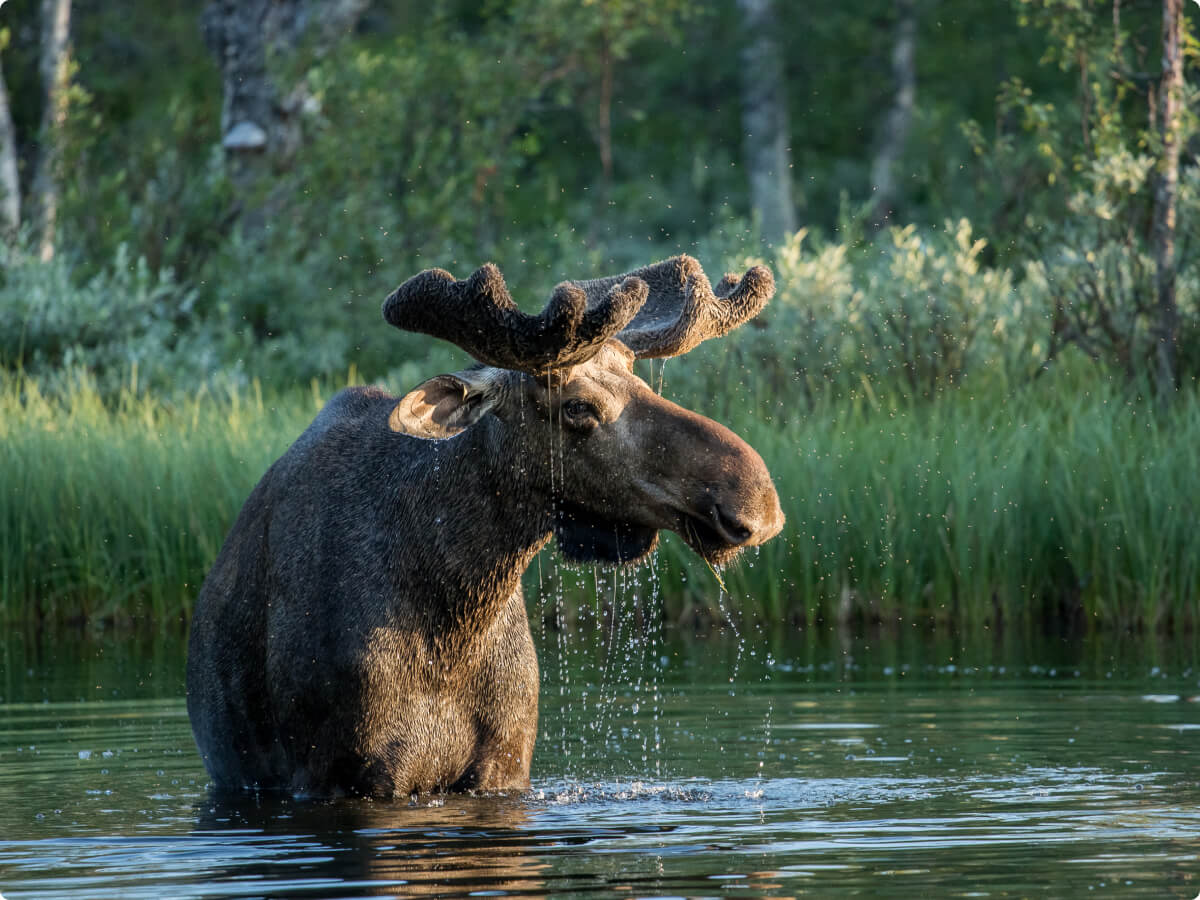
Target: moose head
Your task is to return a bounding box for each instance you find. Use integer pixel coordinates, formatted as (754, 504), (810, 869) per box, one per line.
(382, 254), (784, 568)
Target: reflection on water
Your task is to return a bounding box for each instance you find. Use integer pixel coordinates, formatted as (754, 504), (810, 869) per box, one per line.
(0, 626), (1198, 898)
(194, 792), (553, 897)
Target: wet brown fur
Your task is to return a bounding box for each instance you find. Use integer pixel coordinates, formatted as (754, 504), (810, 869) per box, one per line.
(187, 333), (783, 800)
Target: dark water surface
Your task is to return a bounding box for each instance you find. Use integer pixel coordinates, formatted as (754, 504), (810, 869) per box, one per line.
(1, 626), (1198, 898)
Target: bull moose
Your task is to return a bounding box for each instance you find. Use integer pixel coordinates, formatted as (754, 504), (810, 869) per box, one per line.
(186, 255), (784, 798)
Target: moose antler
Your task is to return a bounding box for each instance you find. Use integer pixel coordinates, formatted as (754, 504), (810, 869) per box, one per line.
(383, 255), (773, 372)
(383, 263), (648, 375)
(571, 255), (775, 358)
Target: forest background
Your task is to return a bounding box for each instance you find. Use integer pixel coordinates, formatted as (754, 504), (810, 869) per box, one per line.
(1, 0), (1198, 635)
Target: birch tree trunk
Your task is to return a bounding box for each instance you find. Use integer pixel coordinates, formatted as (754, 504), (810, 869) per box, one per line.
(1152, 0), (1182, 395)
(736, 0), (796, 244)
(869, 0), (916, 230)
(201, 0), (370, 232)
(0, 47), (19, 238)
(32, 0), (72, 261)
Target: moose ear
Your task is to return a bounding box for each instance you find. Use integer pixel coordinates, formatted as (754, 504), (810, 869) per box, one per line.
(389, 372), (501, 439)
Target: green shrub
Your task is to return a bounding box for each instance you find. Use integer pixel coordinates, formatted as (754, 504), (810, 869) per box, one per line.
(1021, 153), (1200, 383)
(674, 219), (1026, 418)
(0, 241), (217, 390)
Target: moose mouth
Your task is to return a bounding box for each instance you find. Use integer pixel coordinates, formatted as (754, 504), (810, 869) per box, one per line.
(554, 498), (763, 568)
(554, 503), (660, 566)
(676, 500), (756, 567)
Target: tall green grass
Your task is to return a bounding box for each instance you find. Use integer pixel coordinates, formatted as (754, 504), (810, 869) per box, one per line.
(656, 373), (1200, 632)
(0, 370), (320, 623)
(2, 368), (1197, 631)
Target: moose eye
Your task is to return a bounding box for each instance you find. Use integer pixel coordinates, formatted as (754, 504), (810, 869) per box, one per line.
(562, 399), (599, 426)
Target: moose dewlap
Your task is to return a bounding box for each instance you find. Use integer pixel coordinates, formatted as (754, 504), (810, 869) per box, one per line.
(185, 255), (785, 798)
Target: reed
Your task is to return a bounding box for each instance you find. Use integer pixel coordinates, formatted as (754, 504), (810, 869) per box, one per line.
(2, 368), (1196, 631)
(653, 368), (1200, 632)
(0, 370), (317, 623)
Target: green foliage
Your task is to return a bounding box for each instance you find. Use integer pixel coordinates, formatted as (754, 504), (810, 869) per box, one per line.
(962, 0), (1168, 243)
(65, 127), (234, 279)
(7, 368), (1196, 632)
(3, 0), (1199, 627)
(183, 0), (707, 385)
(961, 0), (1200, 385)
(618, 368), (1200, 633)
(53, 0), (226, 278)
(0, 240), (218, 390)
(12, 0), (1156, 393)
(831, 220), (1018, 392)
(0, 369), (315, 623)
(679, 219), (1025, 411)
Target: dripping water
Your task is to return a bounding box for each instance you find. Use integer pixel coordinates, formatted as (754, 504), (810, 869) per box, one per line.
(753, 616), (773, 792)
(616, 567), (640, 769)
(539, 354), (766, 786)
(597, 567), (624, 767)
(546, 369), (574, 773)
(648, 553), (665, 777)
(713, 580), (745, 693)
(712, 569), (777, 789)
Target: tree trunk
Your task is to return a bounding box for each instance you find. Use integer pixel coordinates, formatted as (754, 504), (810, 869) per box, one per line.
(736, 0), (797, 244)
(1152, 0), (1182, 395)
(201, 0), (371, 233)
(32, 0), (72, 261)
(869, 0), (916, 230)
(583, 37), (615, 247)
(0, 46), (19, 238)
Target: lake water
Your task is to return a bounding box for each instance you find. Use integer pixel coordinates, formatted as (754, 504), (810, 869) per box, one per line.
(0, 625), (1198, 898)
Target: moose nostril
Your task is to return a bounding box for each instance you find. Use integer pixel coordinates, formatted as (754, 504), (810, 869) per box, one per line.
(710, 505), (752, 543)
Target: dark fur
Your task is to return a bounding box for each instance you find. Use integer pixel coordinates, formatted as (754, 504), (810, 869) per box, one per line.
(188, 268), (783, 800)
(188, 385), (544, 797)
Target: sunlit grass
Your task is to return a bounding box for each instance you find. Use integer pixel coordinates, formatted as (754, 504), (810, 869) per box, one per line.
(656, 370), (1200, 632)
(0, 369), (320, 624)
(2, 368), (1197, 631)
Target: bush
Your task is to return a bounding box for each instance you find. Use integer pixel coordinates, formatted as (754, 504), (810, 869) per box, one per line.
(0, 240), (219, 390)
(1021, 152), (1200, 383)
(681, 219), (1026, 416)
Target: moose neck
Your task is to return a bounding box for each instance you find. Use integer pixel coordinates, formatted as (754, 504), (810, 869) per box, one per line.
(385, 414), (554, 631)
